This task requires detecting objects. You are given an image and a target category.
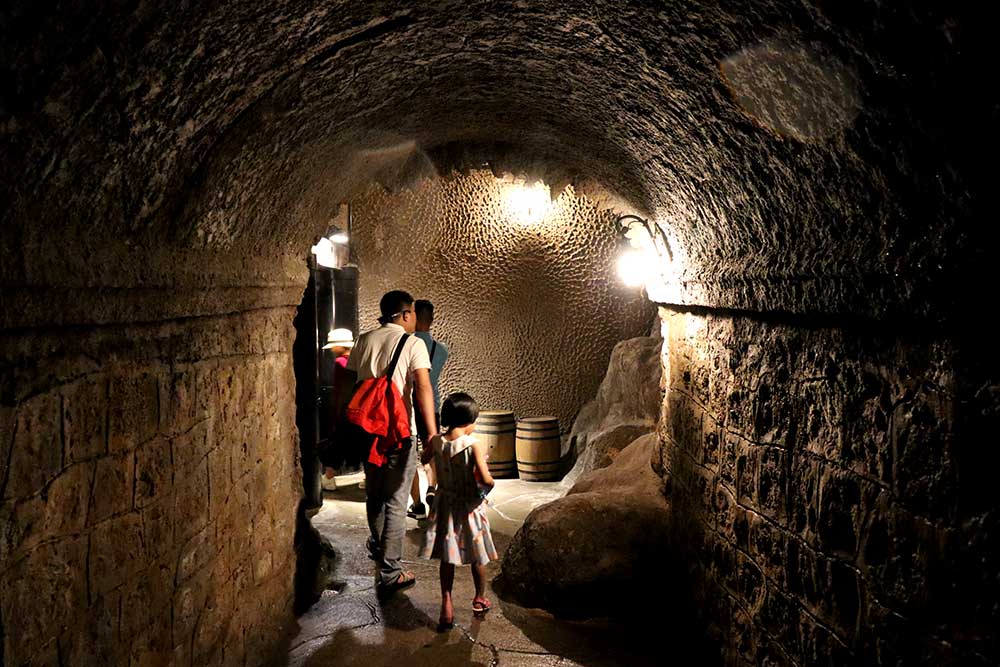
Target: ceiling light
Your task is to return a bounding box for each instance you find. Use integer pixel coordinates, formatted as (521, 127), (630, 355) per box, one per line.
(507, 182), (551, 224)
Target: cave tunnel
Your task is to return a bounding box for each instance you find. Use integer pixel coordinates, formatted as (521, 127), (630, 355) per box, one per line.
(1, 2), (997, 666)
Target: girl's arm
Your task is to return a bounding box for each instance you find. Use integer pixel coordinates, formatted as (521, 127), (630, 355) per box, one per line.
(471, 440), (495, 487)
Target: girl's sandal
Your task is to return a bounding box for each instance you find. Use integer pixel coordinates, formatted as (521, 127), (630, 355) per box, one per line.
(437, 616), (454, 632)
(472, 597), (492, 614)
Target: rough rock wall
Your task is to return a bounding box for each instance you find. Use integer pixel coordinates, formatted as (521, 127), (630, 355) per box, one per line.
(0, 1), (995, 664)
(352, 171), (655, 429)
(3, 2), (990, 322)
(659, 308), (999, 666)
(0, 308), (300, 666)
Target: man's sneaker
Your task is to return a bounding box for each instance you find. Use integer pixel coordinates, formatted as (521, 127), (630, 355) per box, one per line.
(407, 502), (427, 520)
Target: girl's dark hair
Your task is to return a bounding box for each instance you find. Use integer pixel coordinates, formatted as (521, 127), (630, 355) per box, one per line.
(441, 392), (479, 429)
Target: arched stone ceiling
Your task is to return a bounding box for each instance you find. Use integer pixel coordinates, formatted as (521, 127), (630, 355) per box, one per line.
(1, 1), (991, 320)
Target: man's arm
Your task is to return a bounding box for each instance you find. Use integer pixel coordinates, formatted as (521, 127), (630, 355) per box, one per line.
(412, 368), (437, 442)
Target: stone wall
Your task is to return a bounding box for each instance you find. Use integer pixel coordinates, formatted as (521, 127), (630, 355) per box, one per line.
(659, 308), (998, 666)
(0, 306), (300, 666)
(1, 2), (994, 664)
(353, 171), (655, 429)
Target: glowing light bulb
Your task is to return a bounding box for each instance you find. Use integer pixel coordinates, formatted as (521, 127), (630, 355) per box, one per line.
(617, 249), (662, 288)
(329, 232), (349, 244)
(507, 182), (551, 224)
(310, 237), (338, 268)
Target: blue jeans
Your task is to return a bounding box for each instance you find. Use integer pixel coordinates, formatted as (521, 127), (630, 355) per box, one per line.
(364, 439), (417, 585)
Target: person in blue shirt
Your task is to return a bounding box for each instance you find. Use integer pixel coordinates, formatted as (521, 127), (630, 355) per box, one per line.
(408, 299), (450, 520)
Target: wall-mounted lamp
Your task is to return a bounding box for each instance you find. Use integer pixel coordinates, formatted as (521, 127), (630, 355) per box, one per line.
(617, 250), (658, 287)
(615, 214), (675, 295)
(312, 218), (352, 269)
(617, 214), (673, 262)
(310, 237), (339, 268)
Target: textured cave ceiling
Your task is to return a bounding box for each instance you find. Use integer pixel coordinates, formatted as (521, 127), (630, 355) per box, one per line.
(0, 1), (992, 320)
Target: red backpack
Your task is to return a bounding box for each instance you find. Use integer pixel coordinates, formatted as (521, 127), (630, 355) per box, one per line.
(343, 334), (413, 467)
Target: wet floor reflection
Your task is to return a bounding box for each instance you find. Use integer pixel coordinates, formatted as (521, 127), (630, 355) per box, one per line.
(287, 477), (671, 667)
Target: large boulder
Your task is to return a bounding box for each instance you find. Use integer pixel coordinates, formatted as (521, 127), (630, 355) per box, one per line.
(564, 423), (651, 485)
(567, 432), (663, 496)
(562, 334), (663, 485)
(494, 433), (669, 619)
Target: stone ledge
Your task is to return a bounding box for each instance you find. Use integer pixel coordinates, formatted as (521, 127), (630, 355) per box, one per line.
(0, 285), (305, 330)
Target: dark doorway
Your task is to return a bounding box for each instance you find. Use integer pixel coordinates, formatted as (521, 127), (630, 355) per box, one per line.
(293, 225), (359, 509)
(317, 265), (359, 463)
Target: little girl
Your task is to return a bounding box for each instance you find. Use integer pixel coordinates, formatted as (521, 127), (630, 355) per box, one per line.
(420, 392), (498, 631)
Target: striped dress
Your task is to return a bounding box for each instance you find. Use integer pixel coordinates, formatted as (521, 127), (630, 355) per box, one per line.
(420, 434), (498, 566)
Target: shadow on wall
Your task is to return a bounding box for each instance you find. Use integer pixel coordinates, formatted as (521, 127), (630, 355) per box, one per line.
(290, 272), (341, 615)
(292, 499), (338, 615)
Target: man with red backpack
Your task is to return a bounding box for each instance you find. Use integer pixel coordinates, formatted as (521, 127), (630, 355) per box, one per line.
(344, 290), (438, 598)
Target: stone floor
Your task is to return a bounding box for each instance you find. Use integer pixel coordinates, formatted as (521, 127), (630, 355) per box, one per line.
(284, 472), (666, 666)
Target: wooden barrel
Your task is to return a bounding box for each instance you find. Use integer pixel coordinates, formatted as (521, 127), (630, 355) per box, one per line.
(516, 416), (561, 481)
(476, 410), (517, 478)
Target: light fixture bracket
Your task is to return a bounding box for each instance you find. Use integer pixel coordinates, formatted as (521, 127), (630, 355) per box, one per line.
(616, 214), (673, 262)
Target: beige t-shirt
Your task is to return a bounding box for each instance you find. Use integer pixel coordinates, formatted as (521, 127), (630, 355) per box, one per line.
(346, 323), (431, 433)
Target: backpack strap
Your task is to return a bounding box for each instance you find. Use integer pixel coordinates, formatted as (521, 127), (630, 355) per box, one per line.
(385, 333), (410, 381)
(429, 340), (438, 364)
